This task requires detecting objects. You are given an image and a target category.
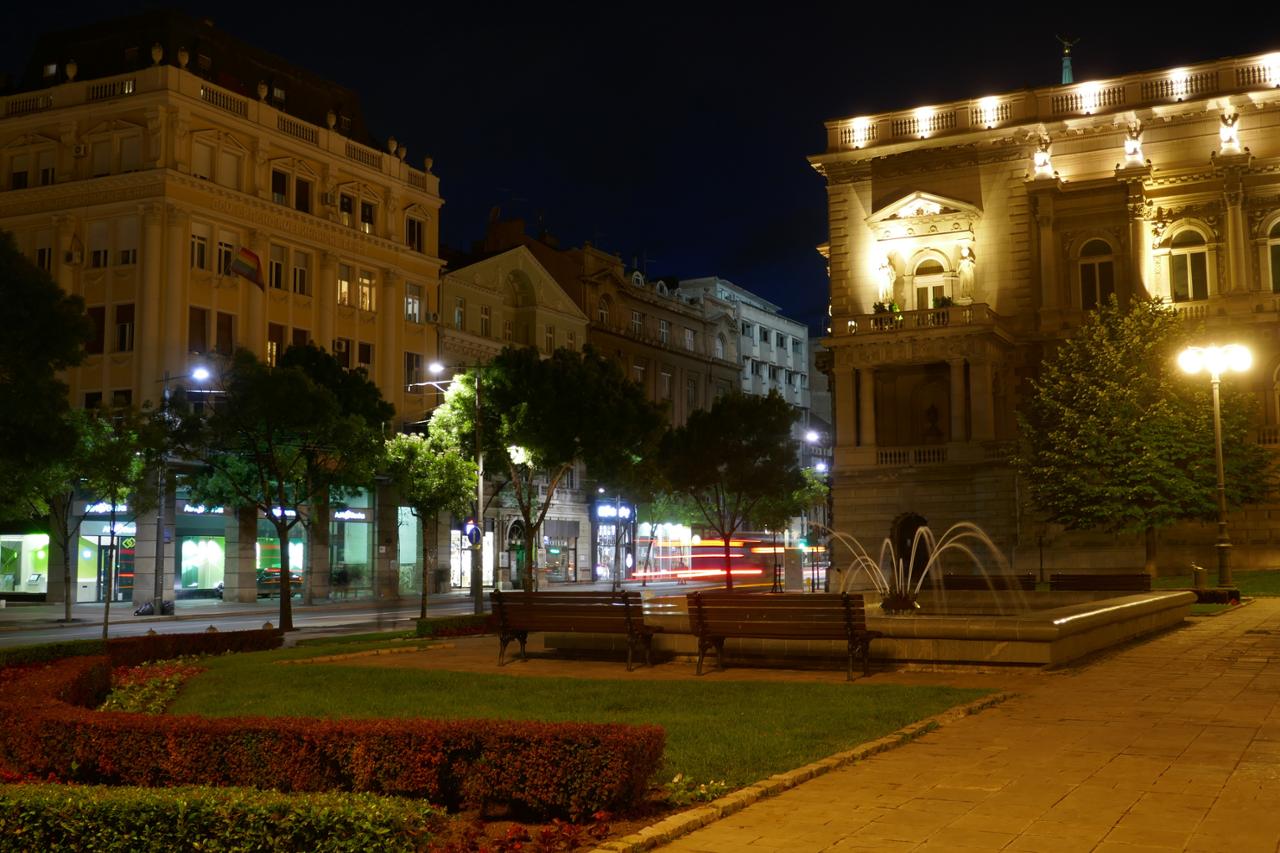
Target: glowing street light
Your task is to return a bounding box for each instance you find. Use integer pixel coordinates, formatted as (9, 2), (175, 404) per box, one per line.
(1179, 343), (1252, 587)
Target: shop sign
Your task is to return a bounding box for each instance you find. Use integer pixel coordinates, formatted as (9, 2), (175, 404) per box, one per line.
(269, 507), (298, 518)
(181, 503), (225, 515)
(333, 509), (367, 521)
(84, 501), (128, 515)
(595, 504), (632, 520)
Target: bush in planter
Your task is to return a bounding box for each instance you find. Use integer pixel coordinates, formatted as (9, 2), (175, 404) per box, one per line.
(0, 784), (445, 852)
(415, 613), (493, 639)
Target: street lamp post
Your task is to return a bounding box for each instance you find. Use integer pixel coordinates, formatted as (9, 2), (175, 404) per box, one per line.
(152, 365), (211, 615)
(1178, 344), (1252, 587)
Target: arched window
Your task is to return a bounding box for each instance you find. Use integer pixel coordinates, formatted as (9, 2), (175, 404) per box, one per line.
(1170, 229), (1208, 302)
(714, 334), (726, 360)
(1079, 239), (1115, 312)
(913, 258), (947, 309)
(597, 295), (611, 326)
(1269, 221), (1280, 294)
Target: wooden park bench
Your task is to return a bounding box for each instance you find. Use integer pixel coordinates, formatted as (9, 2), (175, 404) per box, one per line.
(489, 589), (660, 672)
(686, 592), (881, 681)
(940, 573), (1036, 591)
(1049, 573), (1151, 592)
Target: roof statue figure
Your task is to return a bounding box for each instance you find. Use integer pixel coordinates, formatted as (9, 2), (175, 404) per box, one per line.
(1056, 35), (1080, 84)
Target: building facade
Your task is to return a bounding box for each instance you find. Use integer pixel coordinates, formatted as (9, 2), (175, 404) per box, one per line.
(811, 49), (1280, 574)
(0, 13), (443, 605)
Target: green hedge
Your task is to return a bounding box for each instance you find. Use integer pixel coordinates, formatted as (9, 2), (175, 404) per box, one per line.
(0, 784), (444, 852)
(414, 613), (493, 639)
(0, 629), (282, 670)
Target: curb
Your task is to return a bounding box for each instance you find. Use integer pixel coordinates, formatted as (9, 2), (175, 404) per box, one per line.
(588, 691), (1016, 853)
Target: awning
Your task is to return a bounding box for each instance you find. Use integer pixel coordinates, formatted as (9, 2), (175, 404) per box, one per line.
(543, 519), (580, 540)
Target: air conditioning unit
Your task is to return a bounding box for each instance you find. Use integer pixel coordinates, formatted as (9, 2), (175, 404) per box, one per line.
(72, 143), (87, 158)
(321, 191), (335, 205)
(425, 311), (439, 323)
(332, 339), (348, 353)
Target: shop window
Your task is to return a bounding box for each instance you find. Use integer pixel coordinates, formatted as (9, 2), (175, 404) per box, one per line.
(1170, 229), (1209, 302)
(113, 304), (134, 353)
(1079, 239), (1115, 311)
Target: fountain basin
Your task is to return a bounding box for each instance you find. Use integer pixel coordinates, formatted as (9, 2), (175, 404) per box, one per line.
(542, 590), (1196, 668)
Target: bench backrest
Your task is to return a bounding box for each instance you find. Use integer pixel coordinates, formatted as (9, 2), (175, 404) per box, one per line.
(940, 573), (1036, 591)
(687, 592), (868, 639)
(1049, 573), (1151, 591)
(490, 590), (643, 634)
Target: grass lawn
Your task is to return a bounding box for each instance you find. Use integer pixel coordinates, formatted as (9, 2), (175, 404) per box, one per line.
(1153, 569), (1280, 596)
(170, 643), (990, 787)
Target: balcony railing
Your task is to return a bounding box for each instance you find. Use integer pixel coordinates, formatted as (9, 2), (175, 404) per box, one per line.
(845, 303), (998, 335)
(1257, 426), (1280, 447)
(876, 447), (948, 467)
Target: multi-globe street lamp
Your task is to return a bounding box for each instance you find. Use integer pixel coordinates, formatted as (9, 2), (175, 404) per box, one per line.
(1178, 343), (1252, 587)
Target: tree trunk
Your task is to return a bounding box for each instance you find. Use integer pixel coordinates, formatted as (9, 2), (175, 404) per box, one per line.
(276, 521), (295, 631)
(102, 505), (116, 640)
(419, 509), (432, 620)
(723, 535), (734, 591)
(1144, 526), (1157, 577)
(523, 518), (539, 592)
(53, 501), (73, 623)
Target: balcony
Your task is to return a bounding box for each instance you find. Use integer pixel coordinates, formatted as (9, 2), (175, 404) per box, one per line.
(844, 303), (1001, 336)
(841, 441), (1017, 470)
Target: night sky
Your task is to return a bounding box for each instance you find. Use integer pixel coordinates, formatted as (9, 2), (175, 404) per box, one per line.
(3, 4), (1273, 334)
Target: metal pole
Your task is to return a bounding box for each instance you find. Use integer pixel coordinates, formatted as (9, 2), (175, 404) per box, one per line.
(471, 370), (485, 615)
(1211, 374), (1232, 587)
(152, 371), (169, 615)
(611, 493), (622, 592)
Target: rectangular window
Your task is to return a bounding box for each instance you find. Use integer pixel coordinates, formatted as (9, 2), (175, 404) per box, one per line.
(545, 324), (555, 352)
(294, 178), (312, 214)
(188, 307), (209, 354)
(190, 227), (209, 271)
(91, 143), (112, 177)
(1171, 253), (1209, 302)
(269, 245), (286, 289)
(480, 304), (492, 337)
(292, 250), (311, 296)
(339, 194), (354, 227)
(36, 247), (53, 272)
(632, 363), (645, 385)
(216, 239), (233, 275)
(792, 339), (801, 354)
(271, 170), (289, 205)
(10, 153), (29, 190)
(684, 328), (695, 351)
(119, 137), (141, 172)
(358, 271), (375, 311)
(215, 312), (234, 355)
(117, 218), (138, 266)
(292, 328), (309, 349)
(37, 150), (54, 186)
(216, 149), (242, 190)
(192, 142), (214, 180)
(776, 332), (786, 348)
(84, 391), (103, 410)
(89, 221), (110, 269)
(741, 322), (751, 337)
(567, 330), (576, 350)
(1272, 244), (1280, 294)
(658, 319), (669, 345)
(114, 304), (135, 353)
(759, 326), (768, 343)
(111, 389), (132, 408)
(631, 311), (643, 336)
(333, 337), (352, 368)
(686, 376), (698, 411)
(503, 320), (513, 342)
(405, 217), (424, 252)
(266, 323), (286, 366)
(454, 297), (465, 330)
(405, 352), (423, 388)
(359, 201), (375, 234)
(357, 341), (373, 370)
(337, 263), (352, 306)
(405, 283), (422, 323)
(660, 371), (672, 400)
(86, 307), (106, 355)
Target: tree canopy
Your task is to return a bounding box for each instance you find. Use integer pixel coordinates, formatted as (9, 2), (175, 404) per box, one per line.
(1017, 297), (1272, 571)
(658, 391), (805, 589)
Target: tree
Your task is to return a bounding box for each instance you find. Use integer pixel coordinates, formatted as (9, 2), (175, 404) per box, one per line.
(0, 230), (91, 520)
(183, 349), (382, 631)
(278, 343), (392, 602)
(1017, 297), (1272, 574)
(430, 346), (666, 591)
(658, 391), (806, 590)
(385, 432), (476, 617)
(754, 467), (829, 591)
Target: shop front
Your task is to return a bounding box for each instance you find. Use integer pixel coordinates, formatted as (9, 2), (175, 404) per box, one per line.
(591, 500), (635, 583)
(540, 518), (580, 583)
(0, 531), (49, 598)
(330, 491), (374, 598)
(76, 501), (136, 603)
(175, 499), (227, 599)
(257, 511), (305, 598)
(450, 516), (494, 589)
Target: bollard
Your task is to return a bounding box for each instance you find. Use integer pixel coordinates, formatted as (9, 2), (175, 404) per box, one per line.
(1191, 564), (1208, 590)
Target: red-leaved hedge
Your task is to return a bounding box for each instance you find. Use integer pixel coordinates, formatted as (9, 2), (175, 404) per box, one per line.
(0, 653), (664, 819)
(0, 628), (282, 669)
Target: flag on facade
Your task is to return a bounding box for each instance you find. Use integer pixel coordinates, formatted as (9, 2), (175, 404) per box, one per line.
(230, 247), (263, 290)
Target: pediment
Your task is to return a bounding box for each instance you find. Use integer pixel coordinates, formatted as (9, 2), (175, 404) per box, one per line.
(867, 191), (981, 241)
(447, 246), (588, 321)
(2, 133), (58, 149)
(83, 119), (143, 138)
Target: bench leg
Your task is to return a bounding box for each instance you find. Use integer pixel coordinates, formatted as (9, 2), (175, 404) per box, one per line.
(626, 637), (634, 673)
(498, 634), (512, 667)
(517, 632), (528, 662)
(714, 638), (726, 673)
(644, 634), (654, 668)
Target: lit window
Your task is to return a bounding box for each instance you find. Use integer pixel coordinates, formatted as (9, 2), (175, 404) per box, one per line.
(339, 194), (354, 227)
(405, 283), (422, 323)
(337, 263), (352, 306)
(1169, 230), (1208, 302)
(913, 258), (948, 309)
(359, 201), (375, 234)
(292, 250), (311, 296)
(1079, 239), (1115, 312)
(267, 323), (285, 366)
(358, 271), (376, 312)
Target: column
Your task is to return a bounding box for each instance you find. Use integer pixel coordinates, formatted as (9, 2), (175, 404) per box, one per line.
(1034, 197), (1059, 315)
(379, 268), (399, 401)
(138, 205), (164, 395)
(857, 367), (876, 447)
(318, 251), (338, 350)
(245, 229), (267, 358)
(834, 368), (855, 447)
(1223, 172), (1247, 293)
(308, 493), (331, 602)
(949, 358), (967, 442)
(162, 205), (189, 374)
(375, 481), (401, 600)
(223, 507), (258, 603)
(970, 359), (996, 442)
(1125, 188), (1153, 300)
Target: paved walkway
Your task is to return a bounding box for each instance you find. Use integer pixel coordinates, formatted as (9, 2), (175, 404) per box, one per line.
(653, 600), (1280, 853)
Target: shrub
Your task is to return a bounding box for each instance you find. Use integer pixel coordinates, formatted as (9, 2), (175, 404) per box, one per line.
(99, 658), (205, 714)
(0, 639), (105, 669)
(0, 783), (444, 852)
(0, 629), (281, 671)
(415, 613), (493, 639)
(0, 658), (664, 819)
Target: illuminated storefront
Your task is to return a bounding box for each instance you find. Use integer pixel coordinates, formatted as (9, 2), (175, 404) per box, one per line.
(0, 533), (50, 595)
(634, 522), (695, 582)
(77, 502), (136, 603)
(450, 517), (494, 589)
(330, 491), (374, 598)
(539, 519), (580, 583)
(175, 499), (227, 599)
(591, 500), (634, 582)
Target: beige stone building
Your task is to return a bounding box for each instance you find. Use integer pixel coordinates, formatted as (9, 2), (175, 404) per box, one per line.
(811, 49), (1280, 573)
(0, 12), (442, 606)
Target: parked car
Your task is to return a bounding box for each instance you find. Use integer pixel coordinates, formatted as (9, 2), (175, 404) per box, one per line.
(256, 568), (303, 598)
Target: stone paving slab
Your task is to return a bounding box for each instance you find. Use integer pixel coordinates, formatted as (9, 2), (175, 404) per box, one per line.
(641, 601), (1280, 853)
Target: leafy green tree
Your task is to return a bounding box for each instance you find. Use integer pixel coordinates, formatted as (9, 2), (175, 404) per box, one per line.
(385, 432), (476, 617)
(430, 346), (666, 591)
(658, 391), (806, 590)
(0, 230), (91, 519)
(1017, 297), (1272, 574)
(182, 349), (382, 630)
(278, 343), (392, 601)
(753, 468), (829, 591)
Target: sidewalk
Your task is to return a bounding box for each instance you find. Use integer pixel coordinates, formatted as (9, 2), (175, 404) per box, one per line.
(650, 600), (1280, 853)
